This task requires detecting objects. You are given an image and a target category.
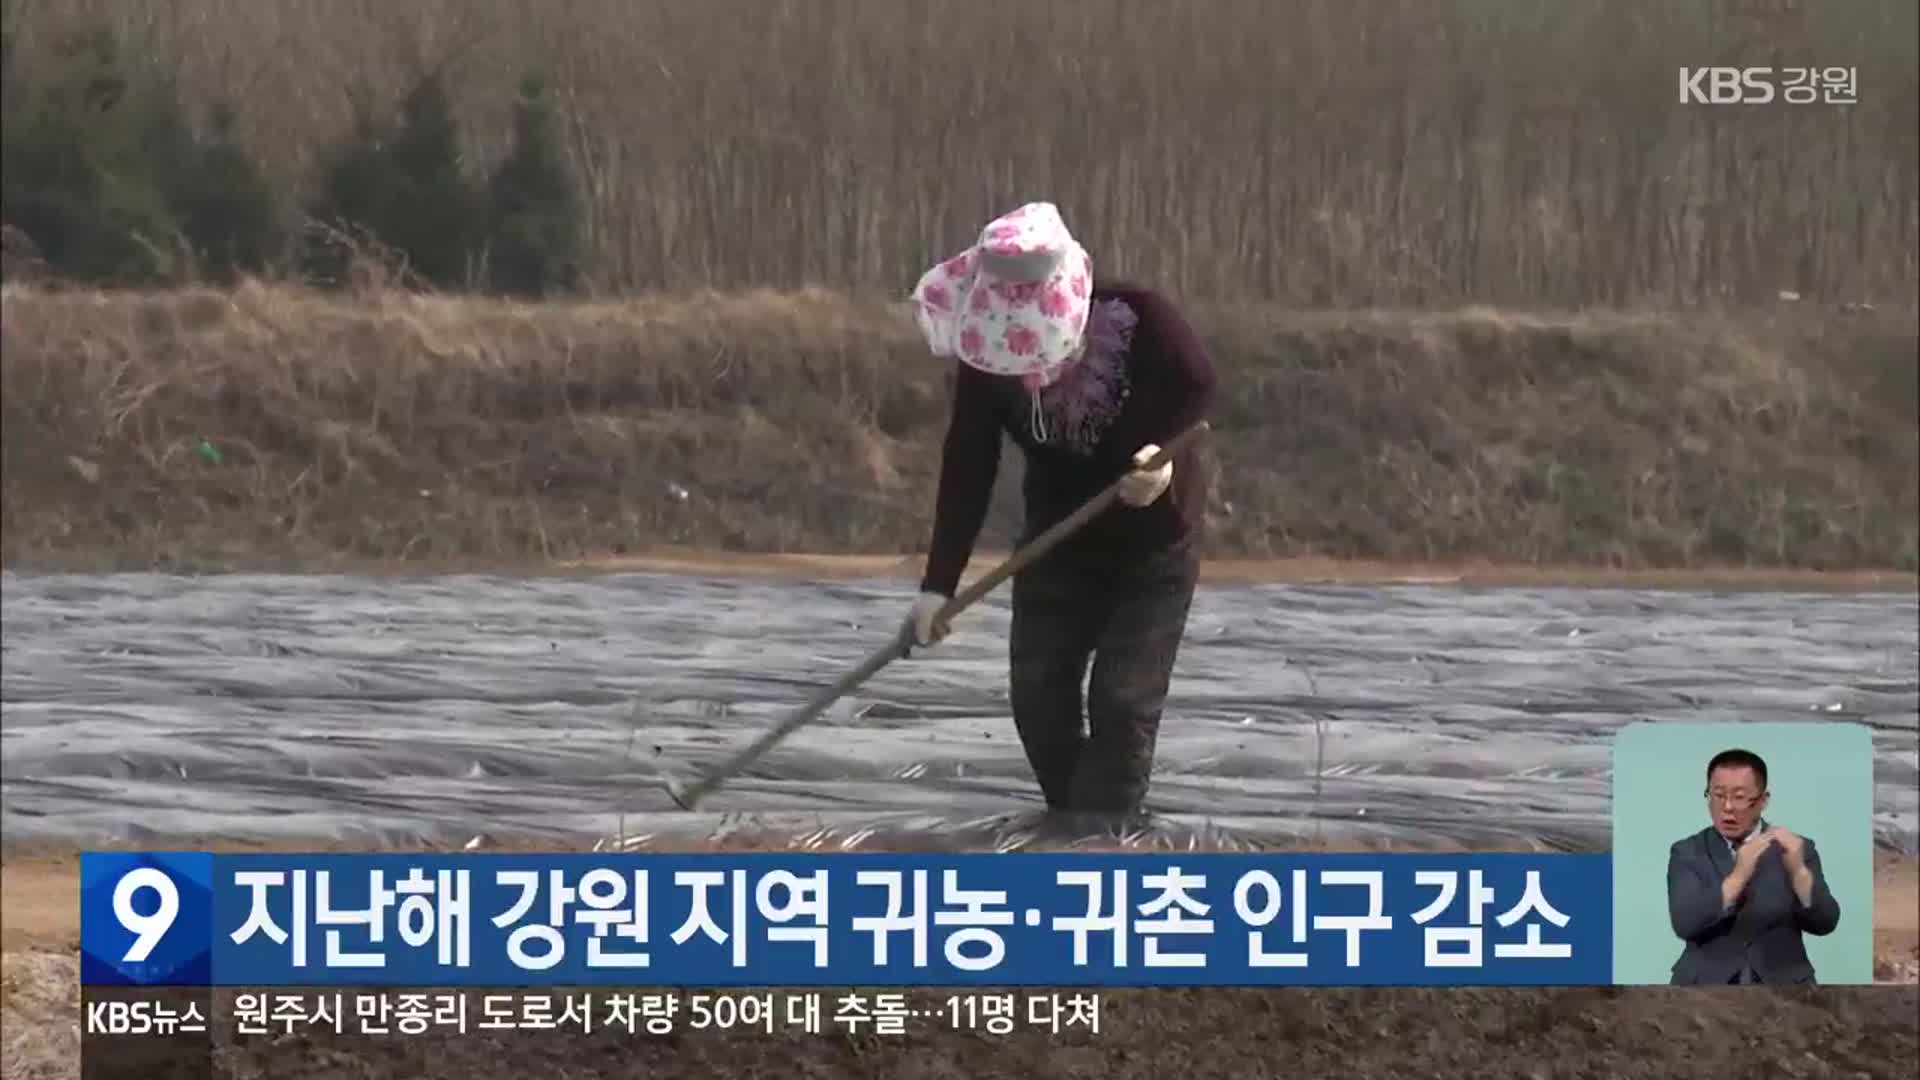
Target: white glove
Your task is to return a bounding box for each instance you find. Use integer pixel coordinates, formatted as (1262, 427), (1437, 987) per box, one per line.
(906, 591), (952, 648)
(1116, 443), (1173, 507)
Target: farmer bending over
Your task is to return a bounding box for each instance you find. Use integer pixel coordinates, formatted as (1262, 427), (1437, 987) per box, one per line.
(903, 201), (1216, 831)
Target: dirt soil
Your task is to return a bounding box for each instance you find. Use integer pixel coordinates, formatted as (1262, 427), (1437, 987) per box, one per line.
(4, 838), (1915, 1080)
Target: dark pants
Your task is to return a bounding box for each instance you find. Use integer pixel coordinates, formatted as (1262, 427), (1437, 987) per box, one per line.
(1006, 539), (1200, 825)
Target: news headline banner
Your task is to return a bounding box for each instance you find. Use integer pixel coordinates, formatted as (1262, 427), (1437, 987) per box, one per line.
(80, 852), (1613, 987)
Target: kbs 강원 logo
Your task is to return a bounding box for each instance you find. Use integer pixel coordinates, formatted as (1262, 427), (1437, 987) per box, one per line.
(78, 852), (215, 986)
(1678, 67), (1859, 105)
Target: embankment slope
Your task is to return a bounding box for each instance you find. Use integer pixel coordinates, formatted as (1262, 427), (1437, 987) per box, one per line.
(2, 283), (1914, 576)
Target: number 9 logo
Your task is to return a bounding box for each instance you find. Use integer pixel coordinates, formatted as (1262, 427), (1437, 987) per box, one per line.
(112, 867), (180, 963)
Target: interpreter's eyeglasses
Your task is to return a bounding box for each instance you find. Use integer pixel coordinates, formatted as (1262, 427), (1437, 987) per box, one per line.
(1705, 788), (1763, 808)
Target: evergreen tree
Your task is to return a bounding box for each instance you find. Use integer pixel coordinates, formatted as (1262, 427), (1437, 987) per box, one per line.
(119, 69), (222, 280)
(0, 25), (174, 283)
(0, 23), (275, 285)
(304, 71), (479, 289)
(484, 75), (583, 296)
(176, 103), (278, 282)
(303, 91), (399, 285)
(381, 71), (478, 287)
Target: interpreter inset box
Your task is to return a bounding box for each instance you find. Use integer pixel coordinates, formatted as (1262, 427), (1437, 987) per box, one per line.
(1610, 721), (1873, 985)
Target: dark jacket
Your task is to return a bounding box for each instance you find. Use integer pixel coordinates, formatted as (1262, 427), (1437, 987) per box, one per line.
(1665, 826), (1841, 985)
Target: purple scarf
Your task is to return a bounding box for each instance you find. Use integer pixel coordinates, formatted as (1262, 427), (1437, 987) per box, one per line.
(1020, 298), (1137, 452)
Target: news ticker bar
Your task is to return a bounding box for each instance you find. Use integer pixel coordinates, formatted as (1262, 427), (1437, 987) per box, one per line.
(80, 988), (1104, 1080)
(87, 987), (1105, 1039)
(81, 851), (1615, 987)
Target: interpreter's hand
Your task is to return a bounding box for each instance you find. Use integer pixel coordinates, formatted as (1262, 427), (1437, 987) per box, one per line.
(906, 591), (952, 649)
(1732, 829), (1777, 877)
(1117, 443), (1173, 507)
(1773, 827), (1807, 872)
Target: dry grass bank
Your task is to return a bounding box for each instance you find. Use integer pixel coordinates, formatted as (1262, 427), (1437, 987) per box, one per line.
(2, 0), (1915, 306)
(1, 283), (1915, 574)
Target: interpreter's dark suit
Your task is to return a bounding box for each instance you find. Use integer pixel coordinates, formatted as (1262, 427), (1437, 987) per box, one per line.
(1665, 826), (1841, 985)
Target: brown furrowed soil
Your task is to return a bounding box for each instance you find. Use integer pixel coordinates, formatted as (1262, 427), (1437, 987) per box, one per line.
(4, 838), (1916, 1080)
(1, 283), (1915, 578)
